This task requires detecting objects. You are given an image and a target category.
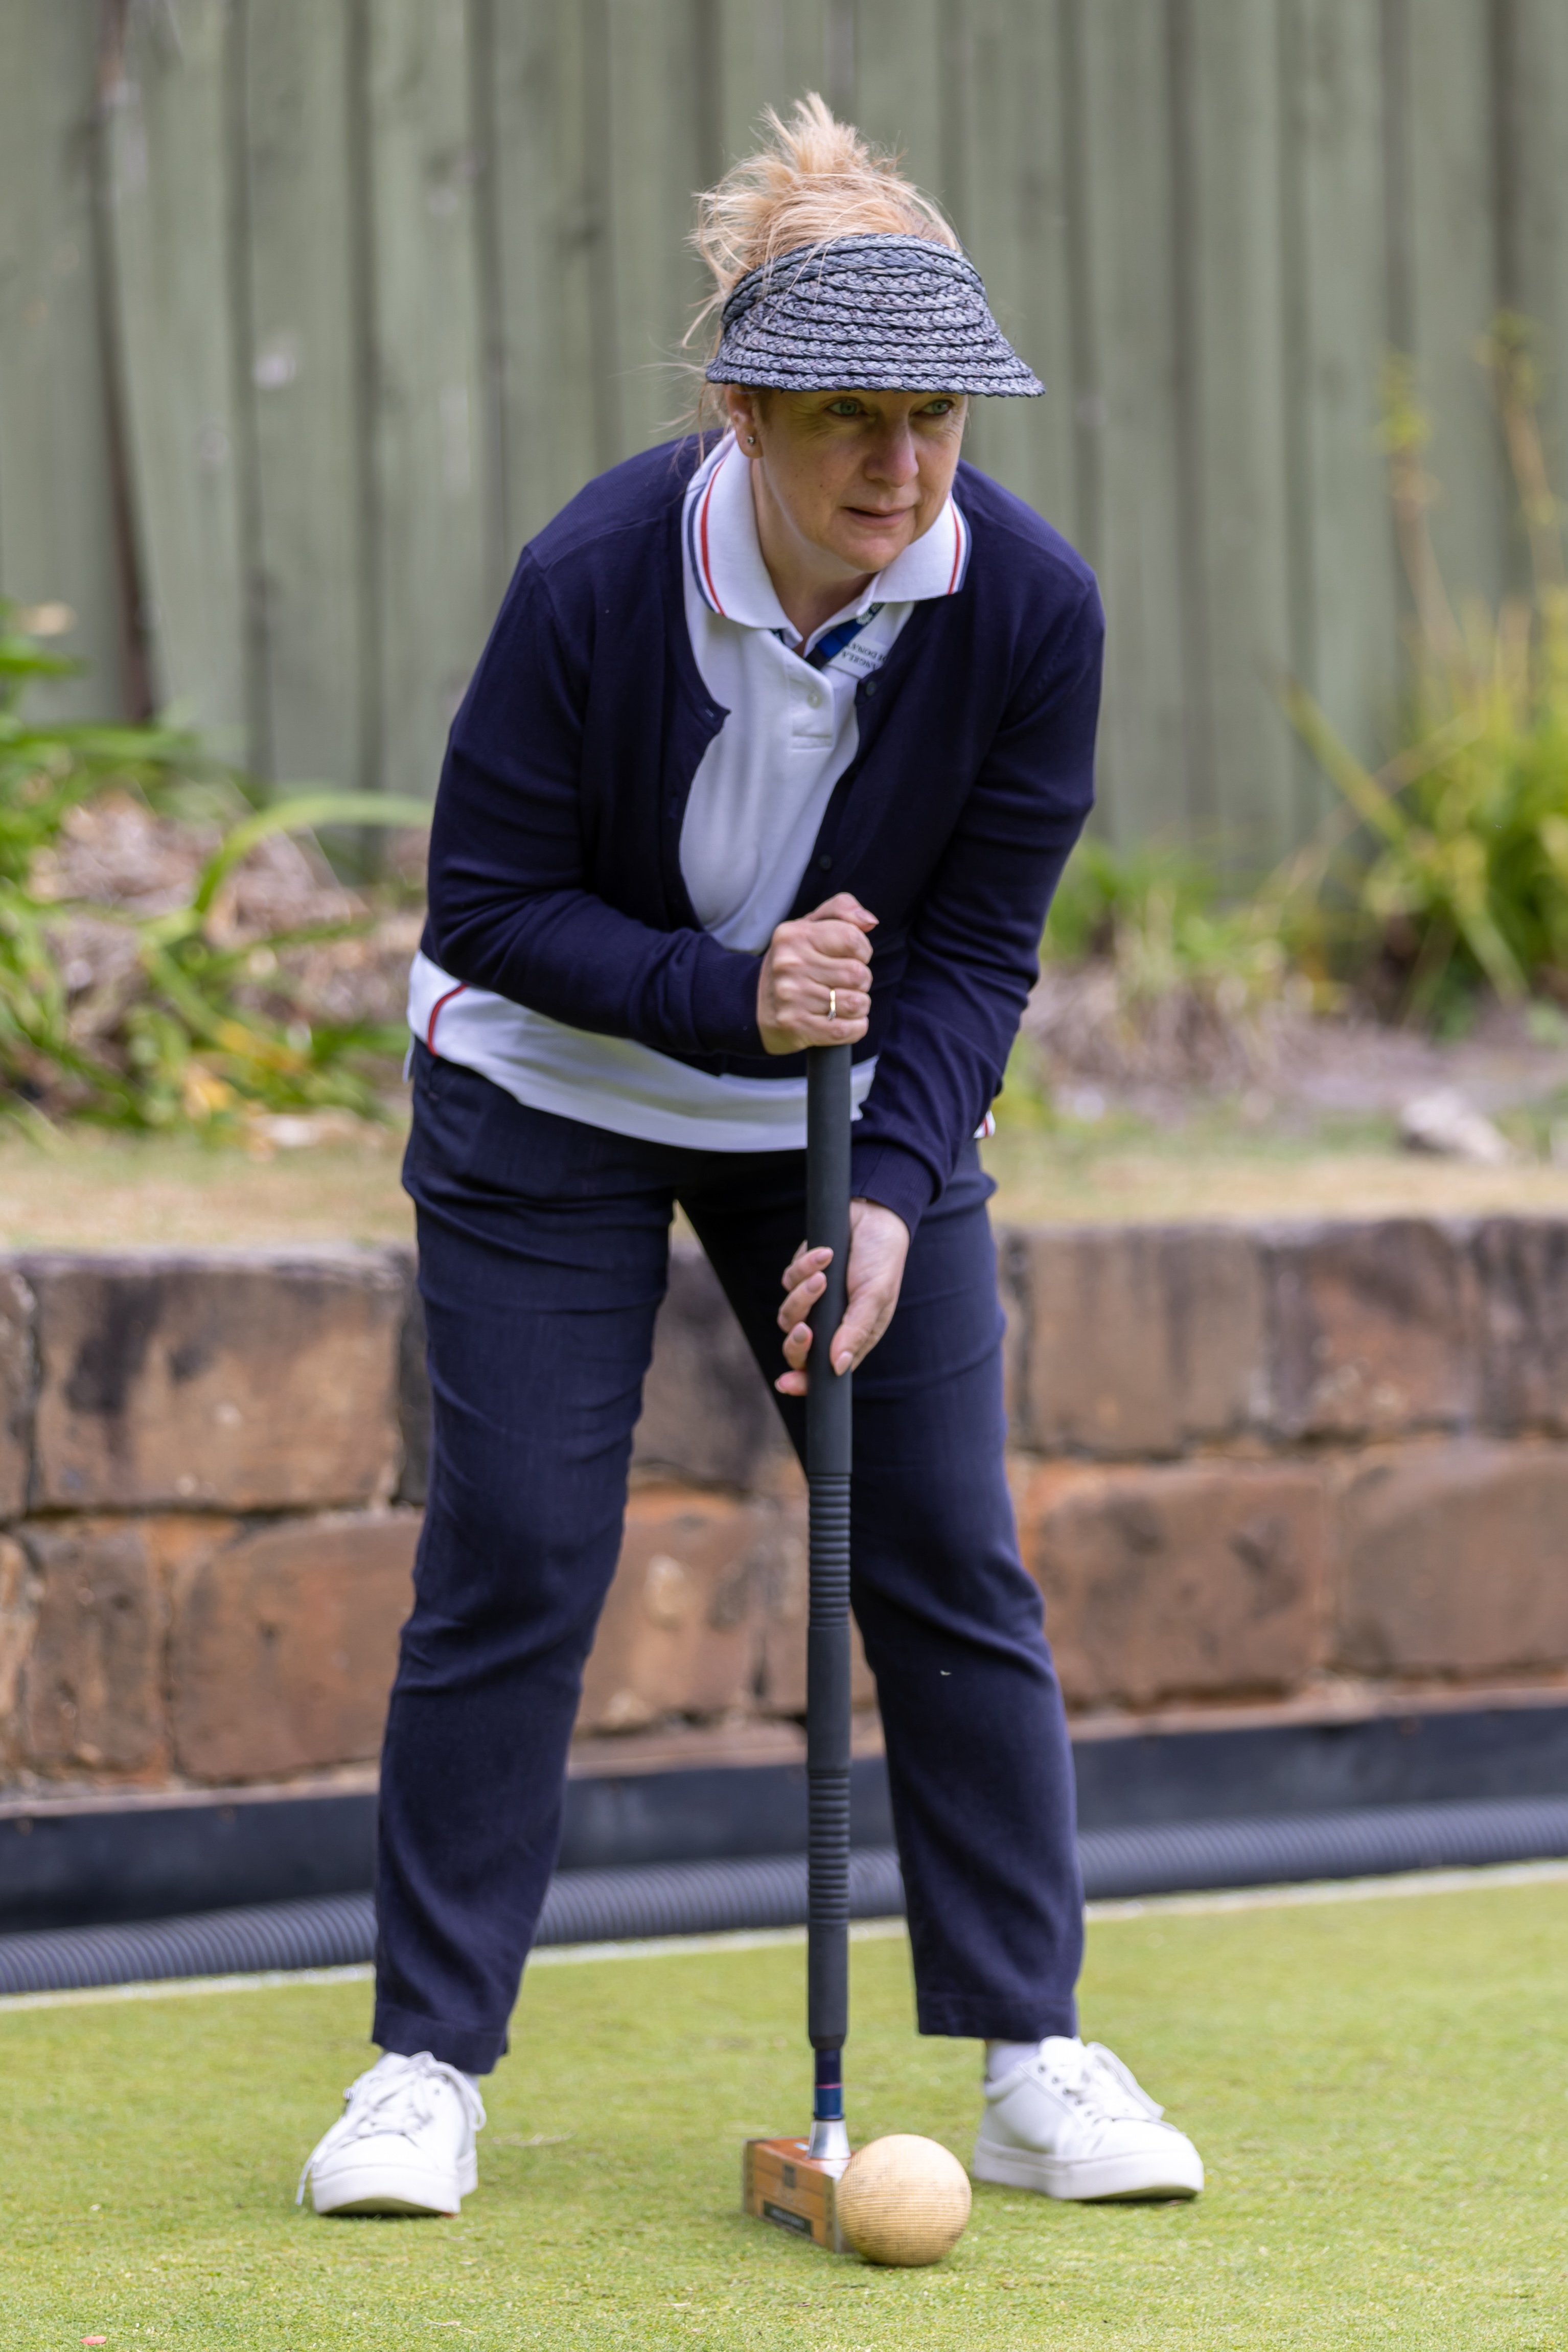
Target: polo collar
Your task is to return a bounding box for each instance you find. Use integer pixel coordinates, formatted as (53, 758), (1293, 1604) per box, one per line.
(685, 432), (970, 636)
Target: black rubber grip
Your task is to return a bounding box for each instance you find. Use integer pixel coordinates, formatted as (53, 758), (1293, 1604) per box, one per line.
(805, 1045), (854, 2058)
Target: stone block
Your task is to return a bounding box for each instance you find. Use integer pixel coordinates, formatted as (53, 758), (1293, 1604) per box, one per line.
(634, 1243), (785, 1490)
(170, 1511), (420, 1781)
(1016, 1460), (1328, 1710)
(997, 1238), (1028, 1438)
(1010, 1226), (1266, 1457)
(1334, 1443), (1568, 1678)
(1470, 1220), (1568, 1434)
(1263, 1220), (1475, 1441)
(579, 1486), (765, 1734)
(396, 1263), (430, 1506)
(0, 1268), (34, 1518)
(0, 1534), (36, 1769)
(20, 1521), (166, 1773)
(752, 1499), (878, 1717)
(28, 1251), (405, 1511)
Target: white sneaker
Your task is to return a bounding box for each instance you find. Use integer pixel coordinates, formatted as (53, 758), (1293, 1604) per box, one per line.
(972, 2037), (1204, 2202)
(297, 2050), (487, 2217)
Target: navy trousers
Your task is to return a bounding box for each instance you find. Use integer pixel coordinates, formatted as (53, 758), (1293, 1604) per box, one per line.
(375, 1044), (1084, 2075)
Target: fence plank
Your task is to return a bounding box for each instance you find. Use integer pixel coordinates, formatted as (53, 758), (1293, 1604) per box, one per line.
(1182, 0), (1295, 861)
(849, 0), (946, 197)
(104, 0), (250, 749)
(1509, 2), (1568, 524)
(602, 0), (716, 462)
(363, 0), (492, 803)
(949, 0), (1078, 545)
(1075, 3), (1188, 847)
(488, 0), (615, 552)
(241, 0), (367, 792)
(0, 3), (123, 720)
(715, 0), (836, 162)
(1405, 0), (1509, 613)
(1285, 0), (1401, 823)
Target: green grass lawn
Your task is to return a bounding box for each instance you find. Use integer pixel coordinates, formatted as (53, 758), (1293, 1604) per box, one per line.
(4, 1881), (1565, 2350)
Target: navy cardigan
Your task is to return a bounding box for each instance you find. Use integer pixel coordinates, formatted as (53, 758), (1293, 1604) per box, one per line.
(423, 439), (1103, 1235)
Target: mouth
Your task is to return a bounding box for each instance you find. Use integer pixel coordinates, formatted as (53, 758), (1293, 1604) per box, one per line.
(844, 505), (916, 525)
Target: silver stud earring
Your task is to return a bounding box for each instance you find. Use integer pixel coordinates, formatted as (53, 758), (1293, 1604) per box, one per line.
(746, 434), (757, 447)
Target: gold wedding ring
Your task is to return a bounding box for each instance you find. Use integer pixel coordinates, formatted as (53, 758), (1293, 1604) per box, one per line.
(828, 988), (837, 1022)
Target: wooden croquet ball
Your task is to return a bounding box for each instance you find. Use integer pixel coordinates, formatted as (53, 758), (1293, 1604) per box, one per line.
(835, 2134), (971, 2266)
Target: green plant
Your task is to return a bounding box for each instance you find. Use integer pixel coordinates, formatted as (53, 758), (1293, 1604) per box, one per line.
(1280, 321), (1568, 1023)
(0, 604), (427, 1132)
(1020, 837), (1299, 1099)
(1044, 835), (1288, 1011)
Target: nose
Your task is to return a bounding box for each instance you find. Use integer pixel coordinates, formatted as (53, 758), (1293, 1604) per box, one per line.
(863, 420), (919, 488)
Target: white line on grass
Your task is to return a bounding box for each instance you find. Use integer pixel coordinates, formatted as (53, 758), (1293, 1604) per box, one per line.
(0, 1961), (375, 2015)
(1082, 1854), (1568, 1921)
(5, 1857), (1568, 2015)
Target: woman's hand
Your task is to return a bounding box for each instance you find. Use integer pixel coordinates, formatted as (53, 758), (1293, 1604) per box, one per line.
(775, 1199), (910, 1394)
(757, 893), (876, 1055)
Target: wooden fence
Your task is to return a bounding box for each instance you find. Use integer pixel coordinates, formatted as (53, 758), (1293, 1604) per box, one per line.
(4, 1), (1568, 860)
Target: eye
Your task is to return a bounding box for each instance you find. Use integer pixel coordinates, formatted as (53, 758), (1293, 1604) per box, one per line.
(919, 399), (957, 418)
(825, 398), (863, 417)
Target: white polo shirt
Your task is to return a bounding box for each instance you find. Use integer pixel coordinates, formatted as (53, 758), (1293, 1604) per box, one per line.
(408, 432), (971, 1150)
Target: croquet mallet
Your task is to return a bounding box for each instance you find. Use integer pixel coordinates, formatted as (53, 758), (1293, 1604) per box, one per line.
(742, 1039), (855, 2249)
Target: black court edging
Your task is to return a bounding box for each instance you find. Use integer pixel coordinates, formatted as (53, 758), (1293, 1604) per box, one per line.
(4, 1796), (1568, 2000)
(11, 1699), (1568, 1936)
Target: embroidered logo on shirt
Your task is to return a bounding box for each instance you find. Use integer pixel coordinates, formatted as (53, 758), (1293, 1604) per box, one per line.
(805, 606), (882, 673)
(774, 607), (890, 680)
(826, 630), (892, 680)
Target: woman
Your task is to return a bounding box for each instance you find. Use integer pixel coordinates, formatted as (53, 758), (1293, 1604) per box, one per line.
(300, 98), (1204, 2216)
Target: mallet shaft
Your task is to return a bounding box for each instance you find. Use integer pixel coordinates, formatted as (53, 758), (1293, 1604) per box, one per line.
(805, 1042), (854, 2101)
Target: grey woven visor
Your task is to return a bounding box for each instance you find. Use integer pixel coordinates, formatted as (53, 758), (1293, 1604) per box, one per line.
(706, 234), (1043, 397)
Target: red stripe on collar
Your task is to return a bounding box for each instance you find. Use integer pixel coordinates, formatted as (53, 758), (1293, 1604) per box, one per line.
(697, 459), (727, 617)
(946, 506), (967, 595)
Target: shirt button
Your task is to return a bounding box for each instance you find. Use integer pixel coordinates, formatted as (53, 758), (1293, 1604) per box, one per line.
(808, 689), (822, 708)
(818, 854), (832, 871)
(863, 680), (879, 698)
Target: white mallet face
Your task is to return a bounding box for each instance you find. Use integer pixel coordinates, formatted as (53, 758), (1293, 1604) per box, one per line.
(835, 2133), (972, 2267)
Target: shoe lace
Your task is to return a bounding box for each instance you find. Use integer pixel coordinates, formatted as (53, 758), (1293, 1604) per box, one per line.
(296, 2053), (487, 2204)
(1032, 2038), (1165, 2126)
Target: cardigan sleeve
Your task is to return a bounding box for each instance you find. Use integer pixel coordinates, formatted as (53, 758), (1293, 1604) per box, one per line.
(423, 550), (764, 1058)
(848, 579), (1103, 1234)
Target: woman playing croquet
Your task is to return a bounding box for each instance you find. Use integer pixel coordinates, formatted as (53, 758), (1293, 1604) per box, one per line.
(301, 97), (1204, 2218)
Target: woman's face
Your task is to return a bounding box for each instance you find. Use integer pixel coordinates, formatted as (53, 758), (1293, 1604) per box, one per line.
(724, 385), (967, 582)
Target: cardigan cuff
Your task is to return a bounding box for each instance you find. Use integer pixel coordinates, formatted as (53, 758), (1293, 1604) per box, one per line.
(849, 1140), (936, 1239)
(694, 942), (765, 1056)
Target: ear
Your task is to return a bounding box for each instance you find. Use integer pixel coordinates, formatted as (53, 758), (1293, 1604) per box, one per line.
(724, 384), (762, 445)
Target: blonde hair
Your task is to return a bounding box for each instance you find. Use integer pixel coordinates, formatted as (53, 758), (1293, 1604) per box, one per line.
(687, 95), (959, 418)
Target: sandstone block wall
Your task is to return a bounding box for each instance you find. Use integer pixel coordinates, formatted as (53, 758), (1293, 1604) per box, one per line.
(1003, 1218), (1568, 1714)
(0, 1217), (1563, 1794)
